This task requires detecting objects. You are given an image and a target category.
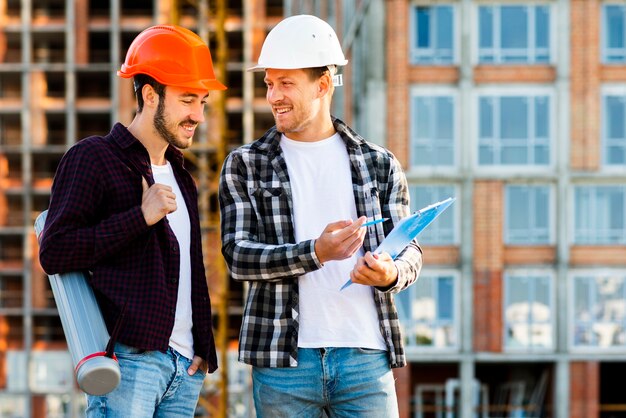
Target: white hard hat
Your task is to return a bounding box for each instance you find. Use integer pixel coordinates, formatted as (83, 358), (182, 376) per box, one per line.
(247, 14), (348, 72)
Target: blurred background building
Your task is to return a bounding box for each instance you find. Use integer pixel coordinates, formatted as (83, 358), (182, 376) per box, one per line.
(1, 0), (625, 417)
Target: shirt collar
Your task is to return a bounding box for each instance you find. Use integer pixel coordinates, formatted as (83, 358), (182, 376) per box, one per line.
(253, 116), (366, 158)
(109, 122), (185, 167)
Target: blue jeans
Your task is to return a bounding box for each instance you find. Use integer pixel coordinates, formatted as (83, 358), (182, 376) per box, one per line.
(85, 343), (206, 417)
(252, 347), (399, 418)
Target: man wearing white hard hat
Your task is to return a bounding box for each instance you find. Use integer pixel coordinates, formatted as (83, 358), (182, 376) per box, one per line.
(219, 14), (422, 417)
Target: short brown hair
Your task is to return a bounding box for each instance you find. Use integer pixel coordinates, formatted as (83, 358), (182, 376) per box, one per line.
(303, 66), (334, 81)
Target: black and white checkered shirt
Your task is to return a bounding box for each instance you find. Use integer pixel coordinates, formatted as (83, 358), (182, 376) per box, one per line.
(219, 117), (422, 368)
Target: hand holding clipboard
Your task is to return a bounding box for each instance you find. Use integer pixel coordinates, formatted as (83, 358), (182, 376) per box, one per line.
(340, 197), (456, 290)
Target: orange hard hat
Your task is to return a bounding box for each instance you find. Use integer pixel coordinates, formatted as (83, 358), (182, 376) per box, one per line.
(118, 25), (226, 91)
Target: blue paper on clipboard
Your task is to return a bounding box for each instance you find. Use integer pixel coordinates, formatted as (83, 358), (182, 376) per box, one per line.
(340, 197), (456, 290)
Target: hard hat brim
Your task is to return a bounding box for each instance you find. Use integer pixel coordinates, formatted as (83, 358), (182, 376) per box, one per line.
(117, 70), (227, 91)
(245, 60), (348, 72)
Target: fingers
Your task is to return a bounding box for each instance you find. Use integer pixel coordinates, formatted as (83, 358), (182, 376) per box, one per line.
(141, 181), (177, 226)
(315, 217), (367, 264)
(350, 251), (397, 287)
(187, 356), (207, 375)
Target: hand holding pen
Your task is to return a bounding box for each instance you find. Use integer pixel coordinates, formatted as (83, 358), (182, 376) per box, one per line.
(314, 217), (368, 264)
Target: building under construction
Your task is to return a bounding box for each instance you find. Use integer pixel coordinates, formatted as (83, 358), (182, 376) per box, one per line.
(2, 0), (626, 417)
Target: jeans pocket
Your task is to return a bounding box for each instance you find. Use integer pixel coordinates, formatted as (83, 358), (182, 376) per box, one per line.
(113, 342), (146, 358)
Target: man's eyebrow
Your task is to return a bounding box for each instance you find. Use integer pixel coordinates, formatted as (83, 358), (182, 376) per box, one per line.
(180, 92), (210, 100)
(264, 76), (292, 83)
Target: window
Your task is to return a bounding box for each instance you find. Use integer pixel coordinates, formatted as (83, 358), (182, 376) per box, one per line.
(505, 185), (553, 244)
(410, 185), (457, 245)
(478, 5), (550, 64)
(478, 93), (551, 167)
(410, 90), (456, 168)
(603, 5), (626, 63)
(573, 271), (626, 349)
(396, 271), (458, 349)
(504, 272), (554, 350)
(603, 90), (626, 166)
(411, 5), (455, 64)
(574, 185), (626, 244)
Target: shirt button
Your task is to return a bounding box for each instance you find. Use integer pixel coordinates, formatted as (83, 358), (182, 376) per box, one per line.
(171, 308), (175, 314)
(171, 277), (178, 284)
(172, 245), (178, 253)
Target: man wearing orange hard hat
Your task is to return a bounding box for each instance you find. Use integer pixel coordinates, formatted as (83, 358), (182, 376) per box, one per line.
(39, 25), (225, 417)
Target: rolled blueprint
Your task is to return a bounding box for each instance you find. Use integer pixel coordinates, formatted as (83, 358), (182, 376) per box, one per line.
(35, 210), (120, 395)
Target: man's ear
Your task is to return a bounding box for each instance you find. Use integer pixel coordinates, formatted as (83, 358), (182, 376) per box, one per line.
(317, 73), (332, 98)
(141, 84), (158, 108)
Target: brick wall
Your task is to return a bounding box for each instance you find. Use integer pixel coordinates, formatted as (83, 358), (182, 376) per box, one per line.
(473, 181), (503, 352)
(570, 0), (600, 171)
(386, 0), (409, 166)
(570, 361), (599, 418)
(474, 65), (556, 84)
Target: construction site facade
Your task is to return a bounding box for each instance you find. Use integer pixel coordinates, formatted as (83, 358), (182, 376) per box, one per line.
(1, 0), (626, 417)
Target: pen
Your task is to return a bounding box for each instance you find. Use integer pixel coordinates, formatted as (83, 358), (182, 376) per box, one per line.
(361, 218), (389, 228)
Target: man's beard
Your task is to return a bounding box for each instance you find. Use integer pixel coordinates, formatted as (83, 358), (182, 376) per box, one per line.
(153, 98), (193, 149)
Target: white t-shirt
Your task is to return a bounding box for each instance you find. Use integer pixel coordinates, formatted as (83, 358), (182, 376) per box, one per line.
(280, 133), (386, 350)
(151, 162), (194, 360)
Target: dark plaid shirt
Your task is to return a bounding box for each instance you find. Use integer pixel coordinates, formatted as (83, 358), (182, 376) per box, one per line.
(39, 123), (217, 372)
(219, 117), (422, 368)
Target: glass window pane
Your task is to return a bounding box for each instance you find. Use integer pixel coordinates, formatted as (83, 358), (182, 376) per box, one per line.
(536, 97), (549, 138)
(417, 7), (431, 48)
(508, 187), (530, 230)
(607, 96), (625, 139)
(479, 7), (493, 49)
(435, 145), (454, 166)
(607, 6), (625, 49)
(436, 97), (453, 140)
(609, 191), (624, 230)
(502, 146), (528, 164)
(575, 186), (626, 244)
(415, 97), (431, 140)
(505, 274), (554, 349)
(574, 277), (591, 320)
(506, 186), (550, 244)
(536, 6), (549, 49)
(395, 290), (411, 321)
(479, 145), (493, 165)
(534, 145), (550, 165)
(535, 276), (550, 308)
(500, 97), (528, 139)
(480, 97), (493, 138)
(437, 277), (454, 320)
(415, 277), (435, 320)
(436, 7), (453, 51)
(508, 276), (530, 304)
(534, 188), (549, 229)
(412, 95), (455, 168)
(414, 145), (430, 165)
(501, 6), (528, 49)
(607, 146), (626, 165)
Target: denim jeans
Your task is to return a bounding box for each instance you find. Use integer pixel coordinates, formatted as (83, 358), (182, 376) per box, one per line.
(85, 342), (206, 417)
(252, 347), (399, 418)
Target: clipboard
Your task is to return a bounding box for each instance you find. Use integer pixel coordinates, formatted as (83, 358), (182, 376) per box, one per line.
(340, 197), (456, 290)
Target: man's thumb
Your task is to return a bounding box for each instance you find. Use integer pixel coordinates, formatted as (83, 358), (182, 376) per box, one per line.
(141, 176), (149, 192)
